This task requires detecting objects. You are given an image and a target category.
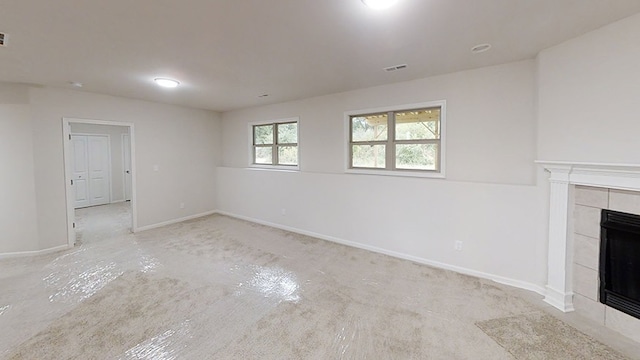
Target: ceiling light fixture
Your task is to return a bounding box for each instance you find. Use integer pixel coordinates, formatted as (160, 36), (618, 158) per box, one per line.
(361, 0), (399, 10)
(154, 78), (180, 88)
(471, 43), (492, 54)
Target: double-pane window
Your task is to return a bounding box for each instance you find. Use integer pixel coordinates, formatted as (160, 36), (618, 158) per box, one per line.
(349, 105), (442, 172)
(253, 121), (298, 166)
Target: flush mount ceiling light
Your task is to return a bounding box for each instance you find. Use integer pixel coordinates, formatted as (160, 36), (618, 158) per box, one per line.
(471, 43), (492, 54)
(154, 78), (180, 88)
(361, 0), (399, 10)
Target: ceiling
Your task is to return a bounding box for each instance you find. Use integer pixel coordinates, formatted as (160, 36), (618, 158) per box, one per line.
(1, 0), (640, 112)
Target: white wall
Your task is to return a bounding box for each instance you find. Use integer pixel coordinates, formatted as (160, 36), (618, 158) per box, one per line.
(70, 123), (130, 203)
(0, 84), (39, 253)
(0, 86), (223, 254)
(224, 60), (537, 186)
(219, 60), (547, 289)
(537, 12), (640, 163)
(29, 87), (222, 250)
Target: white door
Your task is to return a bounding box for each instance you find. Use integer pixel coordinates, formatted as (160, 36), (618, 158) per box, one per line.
(122, 134), (132, 201)
(88, 136), (110, 206)
(71, 135), (90, 208)
(71, 134), (111, 208)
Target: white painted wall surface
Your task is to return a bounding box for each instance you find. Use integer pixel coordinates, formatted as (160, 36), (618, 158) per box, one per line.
(537, 12), (640, 163)
(70, 123), (129, 203)
(28, 87), (222, 251)
(219, 61), (547, 289)
(0, 84), (39, 253)
(217, 168), (546, 288)
(223, 60), (537, 186)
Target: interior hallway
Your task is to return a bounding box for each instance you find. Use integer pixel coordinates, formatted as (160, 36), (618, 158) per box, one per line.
(1, 212), (639, 359)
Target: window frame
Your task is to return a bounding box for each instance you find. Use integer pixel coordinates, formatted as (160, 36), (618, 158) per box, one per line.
(248, 117), (300, 171)
(344, 101), (446, 178)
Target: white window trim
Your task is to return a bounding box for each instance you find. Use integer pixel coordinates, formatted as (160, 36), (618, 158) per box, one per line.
(344, 100), (446, 179)
(248, 117), (300, 171)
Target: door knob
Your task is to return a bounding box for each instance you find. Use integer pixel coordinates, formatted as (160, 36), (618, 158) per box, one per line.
(126, 170), (130, 174)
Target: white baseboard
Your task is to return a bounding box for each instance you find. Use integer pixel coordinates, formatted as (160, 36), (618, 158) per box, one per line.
(135, 210), (217, 232)
(215, 210), (547, 297)
(544, 286), (575, 312)
(0, 244), (72, 259)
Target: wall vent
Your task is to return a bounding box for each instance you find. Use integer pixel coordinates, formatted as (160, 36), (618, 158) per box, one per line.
(384, 64), (407, 72)
(0, 33), (6, 47)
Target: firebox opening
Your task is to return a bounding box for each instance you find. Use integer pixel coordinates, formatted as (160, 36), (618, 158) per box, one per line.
(599, 209), (640, 320)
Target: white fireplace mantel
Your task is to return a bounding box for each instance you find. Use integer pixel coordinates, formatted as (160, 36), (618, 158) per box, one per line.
(536, 160), (640, 312)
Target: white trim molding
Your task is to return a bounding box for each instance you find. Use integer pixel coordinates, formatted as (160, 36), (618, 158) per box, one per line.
(0, 245), (71, 259)
(536, 160), (640, 312)
(135, 211), (217, 232)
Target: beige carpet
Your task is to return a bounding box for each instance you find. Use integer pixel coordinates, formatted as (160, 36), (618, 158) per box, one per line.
(477, 312), (629, 360)
(6, 271), (219, 359)
(2, 212), (639, 359)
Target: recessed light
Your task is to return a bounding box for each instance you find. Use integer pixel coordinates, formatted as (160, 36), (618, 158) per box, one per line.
(154, 78), (180, 88)
(361, 0), (399, 10)
(471, 43), (492, 54)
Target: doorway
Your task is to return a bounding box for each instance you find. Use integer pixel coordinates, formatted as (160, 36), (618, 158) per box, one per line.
(63, 118), (137, 247)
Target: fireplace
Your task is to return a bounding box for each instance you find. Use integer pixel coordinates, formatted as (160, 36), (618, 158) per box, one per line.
(538, 161), (640, 343)
(600, 209), (640, 320)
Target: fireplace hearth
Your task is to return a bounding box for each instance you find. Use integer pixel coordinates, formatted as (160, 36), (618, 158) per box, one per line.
(600, 209), (640, 320)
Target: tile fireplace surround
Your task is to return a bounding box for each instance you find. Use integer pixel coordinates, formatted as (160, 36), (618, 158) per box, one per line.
(538, 161), (640, 343)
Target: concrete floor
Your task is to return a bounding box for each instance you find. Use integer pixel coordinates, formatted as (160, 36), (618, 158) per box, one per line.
(1, 203), (639, 359)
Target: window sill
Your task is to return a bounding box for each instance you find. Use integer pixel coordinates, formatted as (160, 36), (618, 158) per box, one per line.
(345, 168), (445, 179)
(248, 164), (300, 172)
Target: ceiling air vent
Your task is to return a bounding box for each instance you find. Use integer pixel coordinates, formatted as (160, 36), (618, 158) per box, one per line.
(384, 64), (407, 72)
(0, 33), (6, 47)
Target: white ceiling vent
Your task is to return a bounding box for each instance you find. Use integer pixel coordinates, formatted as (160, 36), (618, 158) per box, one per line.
(384, 64), (407, 72)
(0, 33), (6, 47)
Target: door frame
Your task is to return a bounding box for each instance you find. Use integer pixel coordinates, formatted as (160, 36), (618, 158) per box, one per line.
(63, 118), (138, 248)
(121, 133), (132, 201)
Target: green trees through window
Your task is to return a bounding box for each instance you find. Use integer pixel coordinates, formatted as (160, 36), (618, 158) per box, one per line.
(349, 106), (442, 172)
(252, 120), (298, 166)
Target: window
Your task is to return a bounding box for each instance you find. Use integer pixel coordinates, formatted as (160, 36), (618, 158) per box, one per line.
(251, 118), (298, 168)
(347, 101), (445, 176)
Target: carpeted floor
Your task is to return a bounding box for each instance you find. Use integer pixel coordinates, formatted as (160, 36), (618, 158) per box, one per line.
(477, 312), (628, 360)
(1, 205), (639, 359)
(74, 201), (132, 245)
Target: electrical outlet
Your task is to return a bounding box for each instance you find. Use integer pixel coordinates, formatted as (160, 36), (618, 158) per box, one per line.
(179, 202), (185, 209)
(281, 208), (286, 216)
(454, 241), (463, 251)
